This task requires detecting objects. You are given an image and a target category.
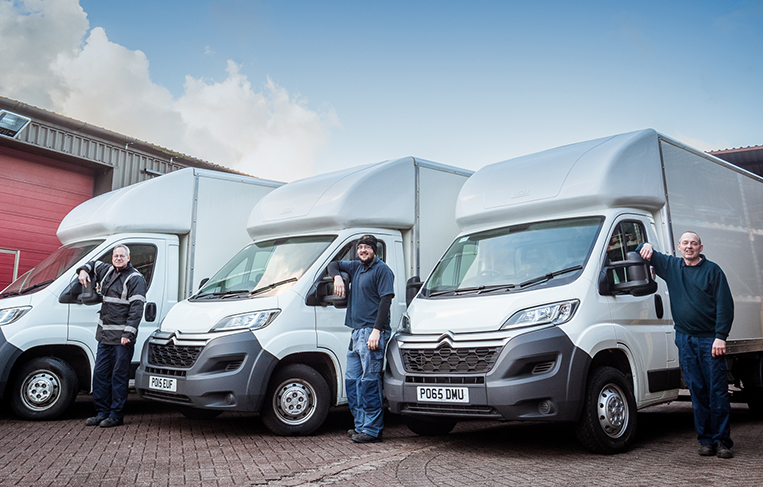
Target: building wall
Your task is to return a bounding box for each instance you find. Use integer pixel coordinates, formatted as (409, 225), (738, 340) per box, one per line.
(0, 147), (94, 289)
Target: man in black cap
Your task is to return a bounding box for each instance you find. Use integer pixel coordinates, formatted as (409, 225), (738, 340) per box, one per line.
(328, 235), (395, 443)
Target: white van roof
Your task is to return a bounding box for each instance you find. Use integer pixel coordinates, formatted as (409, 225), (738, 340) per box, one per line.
(247, 157), (466, 240)
(57, 168), (281, 244)
(456, 129), (666, 233)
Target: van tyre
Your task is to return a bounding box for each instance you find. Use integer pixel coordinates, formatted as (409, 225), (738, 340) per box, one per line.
(575, 366), (637, 454)
(403, 415), (457, 436)
(10, 357), (79, 420)
(261, 364), (330, 436)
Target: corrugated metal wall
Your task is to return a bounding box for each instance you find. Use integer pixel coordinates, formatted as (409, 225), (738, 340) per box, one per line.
(17, 120), (187, 189)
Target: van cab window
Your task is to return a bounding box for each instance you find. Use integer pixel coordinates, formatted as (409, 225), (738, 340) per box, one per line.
(332, 238), (386, 263)
(98, 244), (157, 287)
(606, 221), (648, 283)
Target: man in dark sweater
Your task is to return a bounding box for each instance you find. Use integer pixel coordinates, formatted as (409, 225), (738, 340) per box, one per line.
(639, 231), (734, 458)
(328, 235), (394, 443)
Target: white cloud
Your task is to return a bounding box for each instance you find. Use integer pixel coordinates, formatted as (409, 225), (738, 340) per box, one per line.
(0, 0), (335, 182)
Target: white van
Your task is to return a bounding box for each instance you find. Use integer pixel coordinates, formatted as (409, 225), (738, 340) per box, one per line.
(384, 129), (763, 453)
(135, 157), (472, 434)
(0, 168), (281, 419)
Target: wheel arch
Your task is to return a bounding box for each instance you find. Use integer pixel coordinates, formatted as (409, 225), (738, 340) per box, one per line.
(5, 345), (92, 398)
(268, 352), (339, 407)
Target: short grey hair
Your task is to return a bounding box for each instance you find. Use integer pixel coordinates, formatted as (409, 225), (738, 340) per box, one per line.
(679, 231), (701, 245)
(113, 244), (131, 257)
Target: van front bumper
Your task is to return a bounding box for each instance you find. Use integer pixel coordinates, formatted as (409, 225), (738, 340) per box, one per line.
(384, 326), (591, 422)
(135, 329), (278, 412)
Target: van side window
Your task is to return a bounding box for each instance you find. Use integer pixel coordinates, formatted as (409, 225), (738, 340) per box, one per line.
(98, 244), (157, 288)
(332, 239), (386, 263)
(606, 221), (647, 282)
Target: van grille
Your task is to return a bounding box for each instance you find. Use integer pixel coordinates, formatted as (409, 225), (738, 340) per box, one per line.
(403, 403), (500, 417)
(148, 343), (203, 369)
(402, 346), (501, 373)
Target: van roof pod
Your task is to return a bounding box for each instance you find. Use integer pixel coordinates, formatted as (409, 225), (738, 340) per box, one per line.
(456, 129), (666, 233)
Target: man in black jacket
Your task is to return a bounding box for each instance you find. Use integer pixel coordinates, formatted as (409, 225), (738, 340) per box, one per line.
(77, 244), (147, 428)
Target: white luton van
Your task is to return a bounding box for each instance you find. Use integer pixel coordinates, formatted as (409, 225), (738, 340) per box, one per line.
(135, 157), (472, 434)
(0, 168), (281, 420)
(384, 129), (763, 453)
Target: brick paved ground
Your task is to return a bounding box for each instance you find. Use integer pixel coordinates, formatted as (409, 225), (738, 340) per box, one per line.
(0, 394), (760, 486)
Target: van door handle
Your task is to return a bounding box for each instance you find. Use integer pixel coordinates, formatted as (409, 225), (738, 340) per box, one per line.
(654, 295), (664, 320)
(145, 302), (157, 322)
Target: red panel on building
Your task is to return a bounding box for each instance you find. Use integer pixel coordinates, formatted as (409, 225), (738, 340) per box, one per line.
(0, 147), (94, 289)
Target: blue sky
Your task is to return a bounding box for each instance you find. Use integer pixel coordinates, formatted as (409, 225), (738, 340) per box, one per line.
(3, 0), (762, 180)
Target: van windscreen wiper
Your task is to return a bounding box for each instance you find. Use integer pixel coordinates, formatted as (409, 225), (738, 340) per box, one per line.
(249, 277), (298, 297)
(20, 279), (55, 294)
(519, 265), (583, 289)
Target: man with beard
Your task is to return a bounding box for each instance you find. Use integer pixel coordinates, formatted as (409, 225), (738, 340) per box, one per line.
(328, 235), (394, 443)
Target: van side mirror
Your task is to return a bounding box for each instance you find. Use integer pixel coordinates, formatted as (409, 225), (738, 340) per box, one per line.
(198, 278), (209, 289)
(59, 278), (83, 304)
(145, 302), (157, 322)
(599, 251), (657, 297)
(406, 276), (422, 306)
(306, 272), (350, 308)
(77, 277), (103, 305)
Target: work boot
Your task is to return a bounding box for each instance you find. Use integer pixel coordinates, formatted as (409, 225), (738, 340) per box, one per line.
(351, 432), (382, 443)
(99, 417), (124, 428)
(347, 429), (358, 438)
(715, 442), (733, 459)
(85, 415), (107, 426)
(698, 443), (716, 456)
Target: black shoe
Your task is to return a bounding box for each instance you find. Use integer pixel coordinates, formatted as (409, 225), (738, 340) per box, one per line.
(85, 415), (108, 426)
(715, 442), (733, 459)
(99, 417), (124, 428)
(698, 444), (716, 456)
(352, 432), (382, 443)
(347, 429), (358, 438)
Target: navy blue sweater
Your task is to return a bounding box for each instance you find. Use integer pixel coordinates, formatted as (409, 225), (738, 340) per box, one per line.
(641, 247), (734, 340)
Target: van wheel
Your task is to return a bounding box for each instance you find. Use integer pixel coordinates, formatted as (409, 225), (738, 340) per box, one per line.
(403, 415), (457, 436)
(10, 357), (79, 420)
(177, 406), (222, 420)
(261, 364), (330, 436)
(574, 366), (637, 454)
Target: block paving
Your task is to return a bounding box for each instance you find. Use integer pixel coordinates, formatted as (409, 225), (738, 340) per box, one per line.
(0, 394), (760, 486)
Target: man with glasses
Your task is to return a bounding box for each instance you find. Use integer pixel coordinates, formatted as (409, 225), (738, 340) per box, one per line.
(77, 244), (147, 427)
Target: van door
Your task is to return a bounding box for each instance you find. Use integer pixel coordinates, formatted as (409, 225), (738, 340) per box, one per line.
(604, 218), (674, 403)
(312, 235), (392, 401)
(66, 237), (168, 382)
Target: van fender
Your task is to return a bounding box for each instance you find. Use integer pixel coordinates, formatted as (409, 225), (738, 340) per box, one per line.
(568, 322), (619, 359)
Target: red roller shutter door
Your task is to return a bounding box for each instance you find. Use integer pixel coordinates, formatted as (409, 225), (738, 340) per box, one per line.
(0, 148), (94, 289)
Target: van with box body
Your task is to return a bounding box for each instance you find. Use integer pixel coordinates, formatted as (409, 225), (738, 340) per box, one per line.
(384, 130), (763, 453)
(135, 157), (472, 434)
(0, 168), (281, 419)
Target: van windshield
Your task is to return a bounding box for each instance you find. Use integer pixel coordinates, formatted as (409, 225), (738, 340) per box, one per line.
(422, 217), (603, 297)
(1, 240), (104, 298)
(193, 235), (336, 299)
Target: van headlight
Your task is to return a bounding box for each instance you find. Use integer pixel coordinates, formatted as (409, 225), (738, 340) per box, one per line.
(502, 300), (579, 330)
(210, 309), (281, 332)
(398, 314), (411, 333)
(0, 306), (32, 326)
